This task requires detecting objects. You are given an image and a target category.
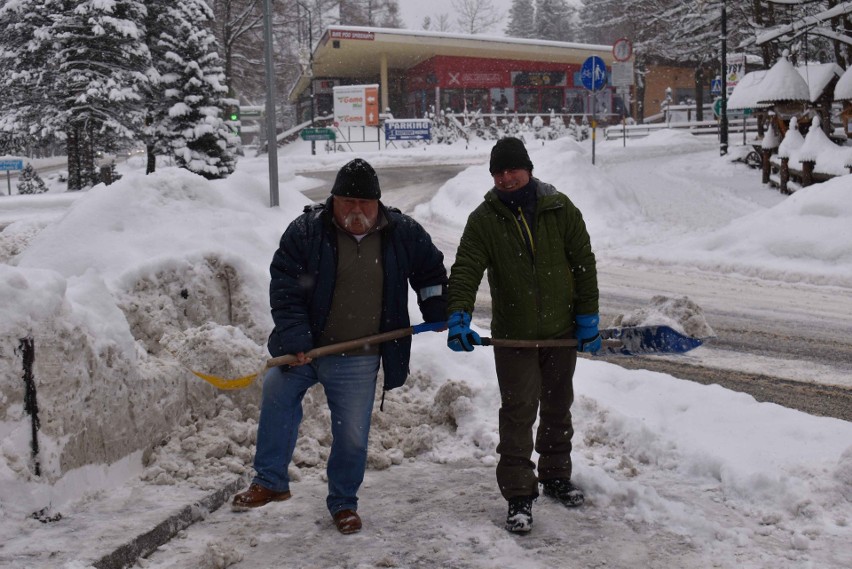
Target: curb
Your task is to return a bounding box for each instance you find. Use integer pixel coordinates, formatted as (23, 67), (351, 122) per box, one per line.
(92, 475), (247, 569)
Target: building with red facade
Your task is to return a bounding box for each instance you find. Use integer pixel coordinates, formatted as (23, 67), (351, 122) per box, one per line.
(288, 26), (627, 123)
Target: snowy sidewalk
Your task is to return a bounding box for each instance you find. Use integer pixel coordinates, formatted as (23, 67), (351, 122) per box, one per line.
(0, 471), (245, 568)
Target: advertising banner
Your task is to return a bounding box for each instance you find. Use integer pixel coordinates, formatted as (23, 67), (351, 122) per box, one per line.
(385, 119), (431, 141)
(333, 84), (380, 128)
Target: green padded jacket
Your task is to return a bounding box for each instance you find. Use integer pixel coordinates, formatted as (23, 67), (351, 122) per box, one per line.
(447, 179), (598, 340)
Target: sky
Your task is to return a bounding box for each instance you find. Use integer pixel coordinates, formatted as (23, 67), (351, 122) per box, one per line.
(1, 130), (851, 568)
(399, 0), (513, 34)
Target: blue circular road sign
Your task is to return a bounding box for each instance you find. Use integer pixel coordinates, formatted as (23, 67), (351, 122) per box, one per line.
(580, 56), (608, 91)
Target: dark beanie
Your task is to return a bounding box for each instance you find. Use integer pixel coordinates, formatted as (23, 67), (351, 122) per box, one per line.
(331, 158), (381, 199)
(489, 137), (533, 174)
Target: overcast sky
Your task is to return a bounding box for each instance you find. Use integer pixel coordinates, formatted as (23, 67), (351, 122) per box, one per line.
(398, 0), (513, 35)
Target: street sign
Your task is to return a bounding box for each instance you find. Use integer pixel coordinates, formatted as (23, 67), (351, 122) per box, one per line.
(612, 38), (633, 62)
(300, 128), (336, 141)
(710, 78), (722, 96)
(385, 119), (431, 141)
(0, 159), (23, 172)
(610, 62), (634, 87)
(580, 56), (607, 91)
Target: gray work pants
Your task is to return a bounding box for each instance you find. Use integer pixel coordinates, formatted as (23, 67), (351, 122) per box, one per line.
(493, 344), (577, 500)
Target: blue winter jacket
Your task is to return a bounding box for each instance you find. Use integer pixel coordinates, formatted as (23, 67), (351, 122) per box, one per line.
(267, 196), (448, 391)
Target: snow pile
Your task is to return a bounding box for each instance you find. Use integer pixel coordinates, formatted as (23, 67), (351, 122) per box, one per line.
(136, 370), (479, 493)
(0, 168), (305, 485)
(610, 295), (716, 338)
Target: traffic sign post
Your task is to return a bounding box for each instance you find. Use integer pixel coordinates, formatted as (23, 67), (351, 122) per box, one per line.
(0, 159), (23, 196)
(710, 77), (722, 97)
(581, 56), (608, 165)
(612, 38), (632, 63)
(300, 127), (336, 142)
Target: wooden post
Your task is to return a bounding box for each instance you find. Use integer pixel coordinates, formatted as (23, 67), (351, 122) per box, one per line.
(780, 157), (790, 194)
(801, 161), (814, 187)
(761, 148), (772, 184)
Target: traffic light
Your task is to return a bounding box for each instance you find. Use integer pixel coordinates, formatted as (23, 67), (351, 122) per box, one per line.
(226, 106), (240, 122)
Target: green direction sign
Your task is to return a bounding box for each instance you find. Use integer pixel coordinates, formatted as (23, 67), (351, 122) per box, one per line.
(300, 127), (336, 141)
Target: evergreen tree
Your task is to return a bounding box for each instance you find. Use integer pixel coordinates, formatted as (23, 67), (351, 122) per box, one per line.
(0, 0), (67, 154)
(339, 0), (402, 27)
(16, 163), (49, 195)
(534, 0), (576, 42)
(52, 0), (150, 190)
(157, 0), (238, 179)
(505, 0), (536, 39)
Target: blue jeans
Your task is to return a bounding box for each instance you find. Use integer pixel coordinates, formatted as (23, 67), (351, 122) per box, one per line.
(252, 354), (380, 515)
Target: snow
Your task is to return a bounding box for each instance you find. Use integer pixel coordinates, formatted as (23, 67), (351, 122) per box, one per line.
(1, 130), (851, 568)
(836, 65), (852, 100)
(727, 58), (842, 109)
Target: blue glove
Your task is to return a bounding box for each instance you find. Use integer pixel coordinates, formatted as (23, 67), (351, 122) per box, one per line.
(575, 313), (602, 353)
(447, 311), (481, 352)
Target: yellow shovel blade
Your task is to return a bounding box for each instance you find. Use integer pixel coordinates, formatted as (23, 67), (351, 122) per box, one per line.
(192, 370), (258, 390)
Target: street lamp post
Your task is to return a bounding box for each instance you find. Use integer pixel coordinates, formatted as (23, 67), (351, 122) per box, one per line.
(720, 0), (729, 156)
(297, 1), (316, 156)
(262, 0), (279, 206)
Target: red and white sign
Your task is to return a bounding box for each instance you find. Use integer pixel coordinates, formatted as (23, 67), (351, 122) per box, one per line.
(330, 29), (375, 41)
(612, 38), (633, 62)
(333, 84), (380, 127)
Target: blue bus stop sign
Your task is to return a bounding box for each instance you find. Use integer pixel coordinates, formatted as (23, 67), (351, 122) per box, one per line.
(580, 56), (607, 91)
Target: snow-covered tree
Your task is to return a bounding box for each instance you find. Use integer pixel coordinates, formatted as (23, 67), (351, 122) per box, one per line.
(0, 0), (67, 154)
(16, 163), (48, 195)
(505, 0), (536, 39)
(156, 0), (239, 179)
(534, 0), (576, 41)
(52, 0), (151, 190)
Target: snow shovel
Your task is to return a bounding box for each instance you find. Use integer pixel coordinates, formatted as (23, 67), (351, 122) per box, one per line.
(483, 325), (704, 357)
(190, 323), (701, 390)
(191, 321), (448, 390)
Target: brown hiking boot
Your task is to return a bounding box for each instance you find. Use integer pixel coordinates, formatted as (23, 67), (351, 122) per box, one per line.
(332, 509), (362, 534)
(231, 483), (291, 511)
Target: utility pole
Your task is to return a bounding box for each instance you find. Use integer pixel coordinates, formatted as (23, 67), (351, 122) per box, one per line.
(297, 2), (316, 156)
(720, 0), (729, 156)
(262, 0), (279, 207)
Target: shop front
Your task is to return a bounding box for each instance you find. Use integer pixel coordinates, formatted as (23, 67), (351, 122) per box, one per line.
(405, 55), (615, 119)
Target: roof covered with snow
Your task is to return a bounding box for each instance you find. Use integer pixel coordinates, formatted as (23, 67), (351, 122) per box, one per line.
(836, 65), (852, 101)
(727, 57), (843, 110)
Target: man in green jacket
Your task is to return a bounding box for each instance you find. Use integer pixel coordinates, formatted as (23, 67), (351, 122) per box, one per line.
(446, 137), (601, 534)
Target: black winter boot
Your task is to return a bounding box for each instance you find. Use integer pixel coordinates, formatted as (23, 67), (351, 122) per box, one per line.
(541, 478), (584, 507)
(505, 496), (535, 533)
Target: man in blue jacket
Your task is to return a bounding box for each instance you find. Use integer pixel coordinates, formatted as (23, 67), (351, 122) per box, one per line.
(232, 158), (448, 535)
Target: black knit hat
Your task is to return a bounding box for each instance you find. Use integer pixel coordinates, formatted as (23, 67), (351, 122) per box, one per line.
(489, 137), (534, 174)
(331, 158), (381, 199)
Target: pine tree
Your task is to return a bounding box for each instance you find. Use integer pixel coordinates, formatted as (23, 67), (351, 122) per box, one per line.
(534, 0), (575, 42)
(0, 0), (67, 154)
(157, 0), (239, 179)
(52, 0), (151, 190)
(505, 0), (536, 39)
(16, 163), (49, 195)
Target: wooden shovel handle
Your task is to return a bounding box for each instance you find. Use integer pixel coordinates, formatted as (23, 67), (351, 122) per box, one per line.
(265, 327), (416, 368)
(482, 338), (622, 349)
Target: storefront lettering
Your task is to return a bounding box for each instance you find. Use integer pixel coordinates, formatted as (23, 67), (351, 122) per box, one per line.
(330, 30), (375, 41)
